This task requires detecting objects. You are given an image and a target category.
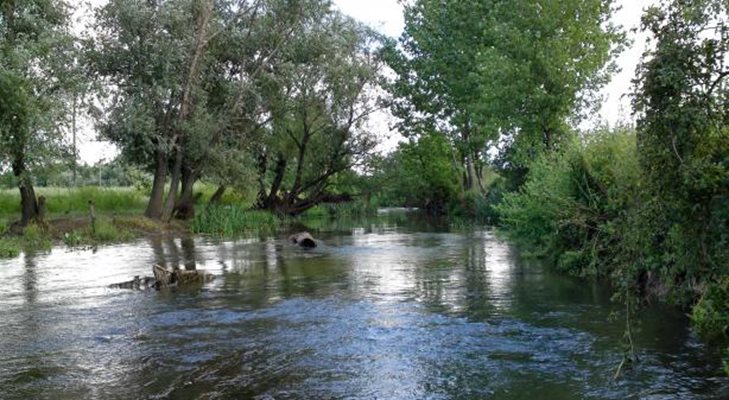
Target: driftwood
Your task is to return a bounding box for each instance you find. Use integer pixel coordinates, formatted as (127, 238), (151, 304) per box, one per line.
(289, 231), (317, 248)
(109, 275), (157, 290)
(110, 264), (214, 290)
(152, 264), (214, 288)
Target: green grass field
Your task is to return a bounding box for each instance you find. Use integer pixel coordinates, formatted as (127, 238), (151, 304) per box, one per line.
(0, 186), (148, 219)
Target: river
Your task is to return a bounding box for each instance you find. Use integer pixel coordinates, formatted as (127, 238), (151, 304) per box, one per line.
(0, 210), (726, 399)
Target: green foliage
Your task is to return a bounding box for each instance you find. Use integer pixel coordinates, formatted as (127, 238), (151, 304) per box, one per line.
(497, 128), (641, 276)
(95, 220), (132, 243)
(629, 0), (728, 342)
(0, 237), (21, 258)
(690, 276), (729, 342)
(449, 188), (495, 224)
(191, 205), (279, 237)
(304, 201), (378, 219)
(496, 0), (729, 365)
(376, 131), (461, 213)
(0, 0), (79, 223)
(62, 230), (83, 247)
(21, 224), (51, 253)
(61, 218), (133, 248)
(384, 0), (624, 188)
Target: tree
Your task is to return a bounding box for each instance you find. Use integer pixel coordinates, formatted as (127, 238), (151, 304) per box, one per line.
(88, 0), (231, 219)
(253, 5), (384, 215)
(378, 131), (461, 213)
(181, 0), (309, 211)
(632, 0), (728, 310)
(384, 0), (623, 189)
(0, 0), (77, 225)
(89, 0), (356, 220)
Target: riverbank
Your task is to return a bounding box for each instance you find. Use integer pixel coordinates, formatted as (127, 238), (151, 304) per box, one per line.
(0, 185), (258, 258)
(0, 214), (188, 258)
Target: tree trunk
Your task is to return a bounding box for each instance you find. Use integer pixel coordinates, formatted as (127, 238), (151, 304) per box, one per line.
(209, 185), (226, 205)
(145, 149), (168, 219)
(162, 146), (183, 221)
(12, 151), (37, 226)
(288, 130), (310, 203)
(464, 155), (474, 191)
(474, 150), (485, 193)
(157, 0), (213, 221)
(543, 127), (553, 151)
(18, 184), (38, 227)
(169, 162), (199, 220)
(259, 154), (286, 209)
(177, 162), (197, 207)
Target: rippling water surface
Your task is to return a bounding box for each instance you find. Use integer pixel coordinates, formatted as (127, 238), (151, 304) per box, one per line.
(0, 211), (726, 399)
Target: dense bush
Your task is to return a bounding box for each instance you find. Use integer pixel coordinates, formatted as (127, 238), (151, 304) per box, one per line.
(497, 126), (728, 347)
(497, 129), (640, 273)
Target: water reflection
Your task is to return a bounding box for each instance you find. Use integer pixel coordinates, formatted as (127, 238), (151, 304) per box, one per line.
(22, 253), (37, 305)
(0, 211), (726, 399)
(150, 236), (199, 271)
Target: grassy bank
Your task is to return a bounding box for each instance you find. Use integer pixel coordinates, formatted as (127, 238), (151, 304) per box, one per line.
(0, 185), (300, 255)
(0, 186), (195, 257)
(0, 186), (147, 218)
(0, 214), (188, 258)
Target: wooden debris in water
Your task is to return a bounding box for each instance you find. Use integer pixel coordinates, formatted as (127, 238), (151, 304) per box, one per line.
(109, 264), (214, 290)
(152, 264), (214, 288)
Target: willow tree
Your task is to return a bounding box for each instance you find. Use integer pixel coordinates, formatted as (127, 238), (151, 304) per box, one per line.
(0, 0), (77, 225)
(88, 0), (232, 220)
(88, 0), (344, 220)
(253, 6), (383, 215)
(385, 0), (623, 189)
(178, 0), (312, 211)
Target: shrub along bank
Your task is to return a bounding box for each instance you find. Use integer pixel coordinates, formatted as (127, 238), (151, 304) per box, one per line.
(496, 128), (728, 370)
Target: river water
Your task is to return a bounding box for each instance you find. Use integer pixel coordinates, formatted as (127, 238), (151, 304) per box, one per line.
(0, 210), (726, 399)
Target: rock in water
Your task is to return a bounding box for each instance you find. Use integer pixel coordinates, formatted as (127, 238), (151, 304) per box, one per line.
(289, 231), (317, 248)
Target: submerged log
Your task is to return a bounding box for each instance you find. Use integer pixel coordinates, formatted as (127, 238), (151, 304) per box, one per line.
(153, 264), (214, 288)
(289, 231), (317, 248)
(109, 275), (157, 290)
(110, 265), (214, 290)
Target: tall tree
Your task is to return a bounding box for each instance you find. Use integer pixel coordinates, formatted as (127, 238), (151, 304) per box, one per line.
(179, 0), (305, 213)
(253, 6), (384, 215)
(0, 0), (77, 225)
(385, 0), (623, 189)
(88, 0), (232, 219)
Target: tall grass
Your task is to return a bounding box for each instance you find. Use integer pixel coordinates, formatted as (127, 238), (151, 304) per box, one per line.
(191, 205), (279, 236)
(0, 186), (147, 218)
(0, 237), (20, 258)
(302, 201), (378, 219)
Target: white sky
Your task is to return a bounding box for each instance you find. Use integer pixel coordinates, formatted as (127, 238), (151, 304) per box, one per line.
(75, 0), (657, 164)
